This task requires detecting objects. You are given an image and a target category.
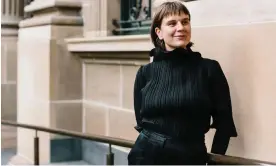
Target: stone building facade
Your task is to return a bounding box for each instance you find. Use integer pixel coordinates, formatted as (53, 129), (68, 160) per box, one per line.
(1, 0), (276, 164)
(1, 0), (27, 150)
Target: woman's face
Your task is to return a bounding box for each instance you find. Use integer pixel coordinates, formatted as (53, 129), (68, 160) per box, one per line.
(155, 13), (191, 51)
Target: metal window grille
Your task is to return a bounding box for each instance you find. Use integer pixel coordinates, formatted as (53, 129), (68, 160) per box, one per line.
(112, 0), (152, 35)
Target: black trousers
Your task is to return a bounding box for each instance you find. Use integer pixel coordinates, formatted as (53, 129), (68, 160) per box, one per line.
(128, 130), (208, 165)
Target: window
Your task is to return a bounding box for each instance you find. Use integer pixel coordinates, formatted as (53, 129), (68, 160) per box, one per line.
(112, 0), (152, 35)
(23, 0), (34, 18)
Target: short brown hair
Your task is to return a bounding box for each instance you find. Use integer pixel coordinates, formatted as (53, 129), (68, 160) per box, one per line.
(150, 1), (192, 49)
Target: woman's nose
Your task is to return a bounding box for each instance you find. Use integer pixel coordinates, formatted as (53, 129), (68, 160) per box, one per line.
(176, 22), (185, 31)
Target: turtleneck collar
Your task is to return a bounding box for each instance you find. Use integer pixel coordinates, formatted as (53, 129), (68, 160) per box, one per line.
(149, 46), (202, 62)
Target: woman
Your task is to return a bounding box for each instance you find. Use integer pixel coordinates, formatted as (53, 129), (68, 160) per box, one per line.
(128, 1), (238, 165)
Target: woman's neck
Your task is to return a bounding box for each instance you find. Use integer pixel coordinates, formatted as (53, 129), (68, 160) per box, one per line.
(165, 45), (187, 51)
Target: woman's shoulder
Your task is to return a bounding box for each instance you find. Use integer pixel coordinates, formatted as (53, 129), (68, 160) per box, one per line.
(201, 57), (221, 69)
(201, 57), (226, 80)
(135, 63), (150, 77)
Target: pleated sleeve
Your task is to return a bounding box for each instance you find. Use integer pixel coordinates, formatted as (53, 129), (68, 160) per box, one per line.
(133, 66), (146, 132)
(210, 60), (238, 137)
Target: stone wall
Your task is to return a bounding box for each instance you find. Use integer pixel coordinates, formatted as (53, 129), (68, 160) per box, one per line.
(192, 21), (276, 163)
(185, 0), (276, 162)
(82, 55), (148, 140)
(77, 53), (149, 164)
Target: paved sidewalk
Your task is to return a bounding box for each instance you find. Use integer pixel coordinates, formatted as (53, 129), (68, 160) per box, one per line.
(1, 148), (16, 165)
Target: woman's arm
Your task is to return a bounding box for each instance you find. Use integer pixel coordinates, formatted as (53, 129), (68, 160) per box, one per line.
(133, 66), (146, 132)
(211, 131), (230, 154)
(209, 60), (238, 155)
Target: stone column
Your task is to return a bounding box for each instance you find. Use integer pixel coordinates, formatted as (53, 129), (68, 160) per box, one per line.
(1, 0), (25, 151)
(1, 0), (25, 35)
(9, 0), (83, 164)
(1, 0), (25, 120)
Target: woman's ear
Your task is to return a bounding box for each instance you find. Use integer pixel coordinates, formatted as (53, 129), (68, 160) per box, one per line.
(155, 27), (163, 40)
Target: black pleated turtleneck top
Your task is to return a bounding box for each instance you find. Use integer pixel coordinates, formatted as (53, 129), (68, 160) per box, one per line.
(133, 47), (237, 141)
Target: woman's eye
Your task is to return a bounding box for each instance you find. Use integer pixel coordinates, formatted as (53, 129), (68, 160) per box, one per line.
(182, 20), (189, 25)
(168, 22), (176, 26)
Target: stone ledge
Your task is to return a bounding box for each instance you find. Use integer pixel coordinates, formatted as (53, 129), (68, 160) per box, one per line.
(1, 28), (18, 37)
(20, 0), (83, 28)
(76, 52), (150, 61)
(65, 34), (153, 52)
(25, 0), (82, 13)
(83, 59), (149, 65)
(1, 16), (23, 27)
(19, 15), (83, 28)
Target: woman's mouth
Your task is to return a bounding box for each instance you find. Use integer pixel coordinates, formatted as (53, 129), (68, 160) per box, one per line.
(174, 35), (185, 40)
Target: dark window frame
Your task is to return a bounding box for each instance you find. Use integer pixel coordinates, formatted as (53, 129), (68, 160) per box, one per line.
(112, 0), (152, 35)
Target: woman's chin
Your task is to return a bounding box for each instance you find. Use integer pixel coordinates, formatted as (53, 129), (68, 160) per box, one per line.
(174, 41), (188, 48)
(174, 44), (187, 49)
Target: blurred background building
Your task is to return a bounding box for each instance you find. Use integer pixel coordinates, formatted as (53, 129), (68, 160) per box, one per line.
(1, 0), (276, 164)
